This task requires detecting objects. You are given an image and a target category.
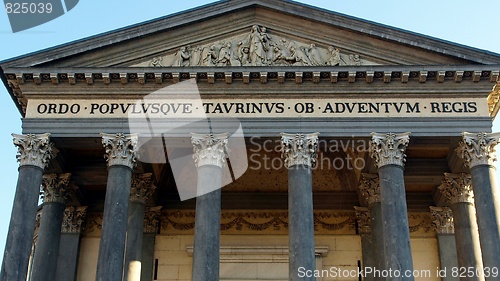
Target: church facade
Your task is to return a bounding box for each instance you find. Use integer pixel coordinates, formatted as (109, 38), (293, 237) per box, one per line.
(1, 1), (500, 281)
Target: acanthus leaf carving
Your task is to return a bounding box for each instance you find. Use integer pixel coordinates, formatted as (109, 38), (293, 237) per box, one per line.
(369, 132), (410, 168)
(61, 206), (88, 234)
(280, 132), (319, 168)
(12, 133), (55, 169)
(457, 132), (500, 168)
(429, 206), (454, 234)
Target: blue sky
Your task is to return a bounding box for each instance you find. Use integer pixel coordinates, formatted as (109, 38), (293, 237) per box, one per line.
(1, 0), (500, 266)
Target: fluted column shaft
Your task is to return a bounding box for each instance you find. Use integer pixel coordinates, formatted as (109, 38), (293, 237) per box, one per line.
(458, 132), (500, 281)
(124, 174), (156, 281)
(55, 206), (87, 281)
(191, 133), (229, 281)
(439, 173), (484, 281)
(31, 173), (73, 281)
(369, 132), (414, 281)
(281, 132), (319, 281)
(1, 133), (54, 281)
(359, 173), (385, 280)
(95, 133), (138, 281)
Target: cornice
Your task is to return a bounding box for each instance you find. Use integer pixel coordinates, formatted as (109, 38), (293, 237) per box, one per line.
(5, 65), (499, 86)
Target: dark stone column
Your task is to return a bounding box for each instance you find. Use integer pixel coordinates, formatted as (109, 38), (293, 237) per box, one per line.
(358, 173), (385, 280)
(430, 206), (459, 281)
(55, 206), (87, 281)
(95, 133), (139, 281)
(31, 173), (74, 281)
(354, 207), (374, 281)
(124, 174), (156, 281)
(359, 174), (385, 280)
(1, 133), (54, 281)
(457, 132), (500, 280)
(281, 132), (319, 281)
(141, 207), (161, 281)
(369, 132), (414, 281)
(191, 133), (229, 281)
(439, 173), (484, 281)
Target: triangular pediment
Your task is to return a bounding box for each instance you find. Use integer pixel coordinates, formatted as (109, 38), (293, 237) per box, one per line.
(2, 0), (500, 69)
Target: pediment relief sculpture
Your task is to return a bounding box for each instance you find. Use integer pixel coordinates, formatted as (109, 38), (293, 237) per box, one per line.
(132, 25), (379, 67)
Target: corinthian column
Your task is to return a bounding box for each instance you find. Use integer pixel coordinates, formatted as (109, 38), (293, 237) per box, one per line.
(124, 173), (156, 281)
(141, 207), (162, 281)
(358, 173), (385, 280)
(1, 133), (55, 281)
(31, 173), (73, 281)
(439, 173), (484, 281)
(429, 206), (459, 281)
(281, 132), (319, 281)
(191, 133), (229, 281)
(457, 132), (500, 278)
(96, 133), (138, 281)
(354, 207), (374, 281)
(55, 206), (87, 281)
(369, 132), (414, 281)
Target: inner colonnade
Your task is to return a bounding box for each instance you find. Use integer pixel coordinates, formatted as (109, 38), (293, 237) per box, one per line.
(1, 131), (499, 281)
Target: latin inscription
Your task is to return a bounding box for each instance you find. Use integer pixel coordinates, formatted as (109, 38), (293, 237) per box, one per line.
(26, 98), (487, 119)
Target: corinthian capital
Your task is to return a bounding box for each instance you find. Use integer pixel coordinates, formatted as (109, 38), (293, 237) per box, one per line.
(130, 173), (156, 204)
(41, 173), (73, 204)
(144, 206), (162, 234)
(457, 132), (500, 168)
(358, 173), (380, 206)
(280, 132), (320, 168)
(438, 173), (474, 205)
(101, 133), (139, 169)
(354, 206), (371, 235)
(429, 206), (454, 234)
(191, 133), (229, 168)
(12, 133), (55, 169)
(369, 132), (410, 168)
(61, 206), (87, 234)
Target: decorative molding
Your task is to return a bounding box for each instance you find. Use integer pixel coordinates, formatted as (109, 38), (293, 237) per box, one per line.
(438, 173), (474, 205)
(61, 206), (87, 234)
(191, 133), (229, 168)
(429, 206), (454, 234)
(161, 210), (355, 234)
(130, 173), (156, 204)
(41, 173), (73, 204)
(369, 132), (410, 168)
(133, 25), (375, 68)
(358, 173), (380, 206)
(144, 206), (162, 234)
(101, 133), (139, 169)
(488, 84), (500, 117)
(354, 206), (371, 234)
(280, 132), (320, 168)
(457, 132), (500, 168)
(408, 213), (433, 234)
(12, 133), (55, 169)
(83, 213), (103, 236)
